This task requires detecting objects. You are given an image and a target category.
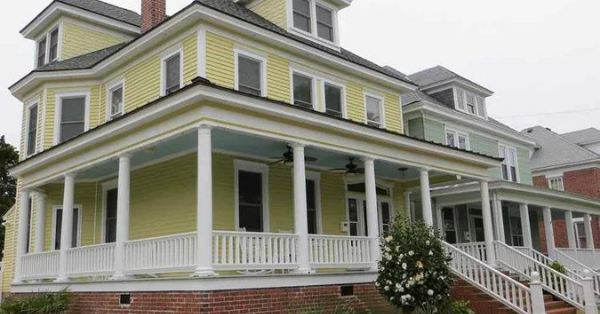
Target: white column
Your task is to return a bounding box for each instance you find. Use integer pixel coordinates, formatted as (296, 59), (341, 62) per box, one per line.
(34, 193), (47, 253)
(420, 169), (433, 227)
(292, 143), (311, 273)
(403, 191), (412, 221)
(519, 203), (533, 248)
(56, 173), (76, 282)
(13, 189), (31, 284)
(530, 272), (546, 314)
(582, 270), (599, 314)
(480, 181), (496, 265)
(565, 211), (577, 249)
(584, 213), (595, 249)
(363, 157), (380, 268)
(435, 206), (444, 234)
(542, 207), (556, 259)
(492, 193), (505, 242)
(193, 126), (216, 277)
(111, 154), (132, 280)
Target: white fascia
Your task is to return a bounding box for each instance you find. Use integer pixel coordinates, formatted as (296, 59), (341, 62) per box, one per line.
(422, 78), (493, 97)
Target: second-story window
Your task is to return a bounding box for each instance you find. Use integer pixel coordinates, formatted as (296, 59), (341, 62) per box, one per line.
(57, 96), (87, 143)
(293, 0), (312, 33)
(37, 38), (47, 67)
(548, 177), (564, 191)
(293, 73), (314, 109)
(26, 103), (38, 156)
(236, 51), (265, 96)
(162, 50), (182, 95)
(316, 5), (334, 41)
(365, 94), (383, 128)
(446, 129), (469, 150)
(108, 82), (124, 120)
(324, 82), (343, 117)
(499, 145), (518, 182)
(49, 29), (59, 62)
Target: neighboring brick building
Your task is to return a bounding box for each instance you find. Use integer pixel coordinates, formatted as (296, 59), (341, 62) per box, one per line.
(523, 127), (600, 251)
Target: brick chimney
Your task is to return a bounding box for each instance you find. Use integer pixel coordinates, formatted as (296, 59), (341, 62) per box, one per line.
(141, 0), (166, 33)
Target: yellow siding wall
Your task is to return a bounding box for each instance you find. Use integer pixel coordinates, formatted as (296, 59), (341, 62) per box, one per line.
(249, 0), (288, 30)
(2, 207), (16, 293)
(61, 22), (127, 60)
(206, 32), (235, 89)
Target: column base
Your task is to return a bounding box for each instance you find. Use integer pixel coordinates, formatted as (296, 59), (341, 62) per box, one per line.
(293, 267), (315, 275)
(191, 268), (217, 277)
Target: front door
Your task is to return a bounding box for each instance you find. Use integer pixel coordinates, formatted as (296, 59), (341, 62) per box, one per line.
(347, 198), (392, 236)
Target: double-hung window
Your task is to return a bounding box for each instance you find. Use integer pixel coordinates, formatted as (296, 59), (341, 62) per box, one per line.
(499, 145), (519, 182)
(466, 93), (476, 114)
(324, 82), (343, 117)
(37, 38), (47, 67)
(455, 88), (487, 119)
(291, 0), (337, 43)
(36, 27), (60, 67)
(365, 94), (384, 128)
(53, 206), (81, 250)
(446, 129), (469, 150)
(548, 177), (564, 191)
(26, 103), (38, 156)
(162, 50), (182, 95)
(236, 51), (265, 96)
(293, 73), (314, 109)
(49, 29), (59, 62)
(236, 161), (269, 233)
(316, 4), (334, 41)
(57, 94), (88, 144)
(107, 82), (124, 120)
(292, 0), (312, 33)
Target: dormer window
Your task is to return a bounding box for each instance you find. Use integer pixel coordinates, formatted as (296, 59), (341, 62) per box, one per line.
(455, 88), (487, 119)
(290, 0), (338, 46)
(49, 29), (59, 62)
(36, 26), (60, 68)
(37, 38), (47, 67)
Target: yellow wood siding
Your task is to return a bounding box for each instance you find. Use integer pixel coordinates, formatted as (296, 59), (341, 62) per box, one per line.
(206, 32), (235, 89)
(267, 54), (291, 103)
(249, 0), (288, 30)
(346, 81), (364, 124)
(61, 22), (127, 60)
(2, 207), (16, 293)
(384, 93), (402, 133)
(183, 34), (198, 84)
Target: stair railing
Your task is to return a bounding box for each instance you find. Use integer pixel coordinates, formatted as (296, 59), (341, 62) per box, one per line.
(555, 249), (600, 297)
(443, 241), (545, 314)
(495, 241), (597, 313)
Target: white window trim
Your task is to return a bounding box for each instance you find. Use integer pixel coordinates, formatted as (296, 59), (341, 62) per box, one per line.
(53, 90), (91, 145)
(290, 68), (318, 111)
(343, 177), (394, 236)
(573, 218), (586, 248)
(306, 171), (323, 234)
(101, 180), (118, 243)
(363, 92), (385, 128)
(286, 0), (340, 49)
(548, 176), (564, 191)
(454, 87), (488, 120)
(234, 47), (268, 97)
(51, 204), (83, 250)
(445, 127), (470, 150)
(321, 79), (347, 119)
(160, 47), (184, 97)
(499, 144), (520, 183)
(234, 159), (270, 232)
(24, 100), (40, 157)
(106, 79), (126, 121)
(35, 23), (62, 67)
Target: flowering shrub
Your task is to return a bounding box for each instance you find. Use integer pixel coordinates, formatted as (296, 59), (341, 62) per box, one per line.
(376, 216), (454, 314)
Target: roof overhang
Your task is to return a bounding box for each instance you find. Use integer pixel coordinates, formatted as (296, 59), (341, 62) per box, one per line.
(431, 181), (600, 214)
(531, 159), (600, 174)
(403, 101), (537, 148)
(421, 78), (494, 97)
(11, 1), (415, 100)
(21, 1), (140, 40)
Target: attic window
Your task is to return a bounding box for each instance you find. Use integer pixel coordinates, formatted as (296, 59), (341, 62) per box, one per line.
(455, 88), (487, 119)
(36, 26), (60, 68)
(291, 0), (338, 45)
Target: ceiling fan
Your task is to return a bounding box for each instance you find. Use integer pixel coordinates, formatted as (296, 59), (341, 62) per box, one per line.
(330, 158), (364, 174)
(269, 146), (318, 165)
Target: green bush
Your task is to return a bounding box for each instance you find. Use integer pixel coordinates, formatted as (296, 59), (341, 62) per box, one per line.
(0, 289), (70, 314)
(550, 261), (567, 275)
(446, 300), (474, 314)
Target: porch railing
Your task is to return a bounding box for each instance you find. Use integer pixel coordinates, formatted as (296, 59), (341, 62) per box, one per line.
(213, 231), (298, 270)
(308, 235), (371, 268)
(125, 232), (196, 274)
(556, 248), (600, 270)
(20, 251), (60, 280)
(555, 249), (600, 296)
(454, 242), (487, 262)
(66, 243), (115, 277)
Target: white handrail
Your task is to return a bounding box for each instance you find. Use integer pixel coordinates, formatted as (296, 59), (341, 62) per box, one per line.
(555, 249), (600, 296)
(20, 251), (60, 280)
(66, 243), (115, 277)
(125, 232), (196, 274)
(454, 242), (487, 263)
(308, 235), (371, 268)
(443, 241), (540, 314)
(495, 241), (585, 311)
(556, 248), (600, 270)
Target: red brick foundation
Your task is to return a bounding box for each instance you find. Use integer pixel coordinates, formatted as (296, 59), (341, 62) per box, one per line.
(15, 283), (398, 314)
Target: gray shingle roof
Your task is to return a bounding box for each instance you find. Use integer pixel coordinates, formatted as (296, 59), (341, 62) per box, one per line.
(522, 126), (600, 169)
(561, 128), (600, 144)
(57, 0), (141, 26)
(408, 65), (492, 93)
(35, 44), (125, 72)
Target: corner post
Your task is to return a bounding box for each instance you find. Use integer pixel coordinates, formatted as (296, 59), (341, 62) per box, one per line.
(419, 168), (433, 227)
(13, 189), (31, 284)
(292, 143), (311, 273)
(480, 180), (496, 265)
(530, 272), (546, 314)
(34, 192), (47, 253)
(542, 207), (556, 259)
(363, 157), (381, 269)
(582, 270), (599, 314)
(56, 173), (76, 282)
(112, 154), (132, 280)
(565, 211), (577, 249)
(584, 214), (595, 249)
(519, 203), (533, 248)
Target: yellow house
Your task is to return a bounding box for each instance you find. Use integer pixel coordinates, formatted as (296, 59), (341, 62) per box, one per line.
(5, 0), (502, 312)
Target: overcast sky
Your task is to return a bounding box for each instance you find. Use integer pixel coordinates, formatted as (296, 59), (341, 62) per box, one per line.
(1, 0), (600, 148)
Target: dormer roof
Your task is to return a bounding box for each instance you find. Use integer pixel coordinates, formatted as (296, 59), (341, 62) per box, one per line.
(561, 128), (600, 145)
(408, 65), (493, 96)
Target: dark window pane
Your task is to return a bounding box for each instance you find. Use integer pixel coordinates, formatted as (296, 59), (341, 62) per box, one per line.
(501, 165), (509, 180)
(307, 180), (317, 234)
(317, 24), (333, 41)
(25, 198), (32, 254)
(293, 74), (313, 108)
(381, 203), (390, 224)
(49, 29), (59, 61)
(27, 105), (38, 155)
(165, 53), (181, 94)
(293, 0), (311, 32)
(348, 199), (358, 222)
(61, 97), (85, 122)
(60, 122), (85, 143)
(363, 201), (369, 237)
(111, 87), (123, 117)
(316, 6), (333, 41)
(366, 96), (382, 127)
(510, 167), (518, 182)
(37, 39), (46, 67)
(238, 56), (262, 96)
(54, 208), (79, 250)
(324, 84), (342, 117)
(105, 188), (118, 243)
(347, 183), (388, 196)
(238, 171), (263, 232)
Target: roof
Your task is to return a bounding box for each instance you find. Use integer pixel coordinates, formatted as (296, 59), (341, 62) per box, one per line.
(521, 126), (600, 169)
(17, 0), (415, 88)
(561, 128), (600, 145)
(58, 0), (140, 26)
(408, 65), (492, 94)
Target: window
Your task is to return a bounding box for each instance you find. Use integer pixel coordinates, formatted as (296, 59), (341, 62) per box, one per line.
(324, 82), (343, 117)
(445, 129), (469, 150)
(499, 145), (519, 182)
(25, 197), (33, 254)
(236, 52), (265, 96)
(53, 207), (81, 250)
(466, 93), (476, 114)
(37, 38), (47, 67)
(107, 83), (124, 120)
(49, 29), (59, 62)
(236, 161), (269, 233)
(292, 0), (311, 33)
(105, 188), (118, 243)
(293, 73), (314, 109)
(307, 180), (318, 234)
(574, 220), (587, 248)
(316, 5), (334, 41)
(442, 207), (457, 244)
(509, 216), (524, 246)
(365, 94), (383, 128)
(548, 177), (564, 191)
(26, 103), (38, 156)
(57, 95), (87, 144)
(380, 201), (392, 234)
(162, 51), (182, 95)
(455, 88), (487, 119)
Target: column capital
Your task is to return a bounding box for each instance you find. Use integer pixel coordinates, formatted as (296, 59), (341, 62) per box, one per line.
(32, 190), (48, 199)
(419, 168), (430, 175)
(119, 153), (133, 160)
(197, 125), (213, 135)
(64, 172), (77, 180)
(289, 142), (306, 149)
(360, 156), (376, 163)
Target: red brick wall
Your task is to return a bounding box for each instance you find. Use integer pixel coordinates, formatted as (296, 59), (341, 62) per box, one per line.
(141, 0), (166, 33)
(533, 175), (548, 188)
(15, 283), (397, 314)
(563, 168), (600, 199)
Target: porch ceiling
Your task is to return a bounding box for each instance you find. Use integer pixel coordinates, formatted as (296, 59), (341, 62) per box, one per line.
(74, 129), (442, 182)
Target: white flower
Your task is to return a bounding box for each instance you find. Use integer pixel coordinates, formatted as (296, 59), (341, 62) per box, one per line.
(408, 251), (414, 256)
(385, 246), (391, 252)
(384, 253), (392, 261)
(402, 263), (407, 270)
(384, 286), (389, 291)
(426, 240), (430, 245)
(385, 235), (393, 242)
(429, 250), (434, 256)
(427, 289), (434, 296)
(375, 282), (380, 287)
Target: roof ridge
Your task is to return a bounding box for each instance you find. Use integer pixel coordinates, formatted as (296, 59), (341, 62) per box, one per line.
(57, 0), (141, 17)
(541, 126), (600, 159)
